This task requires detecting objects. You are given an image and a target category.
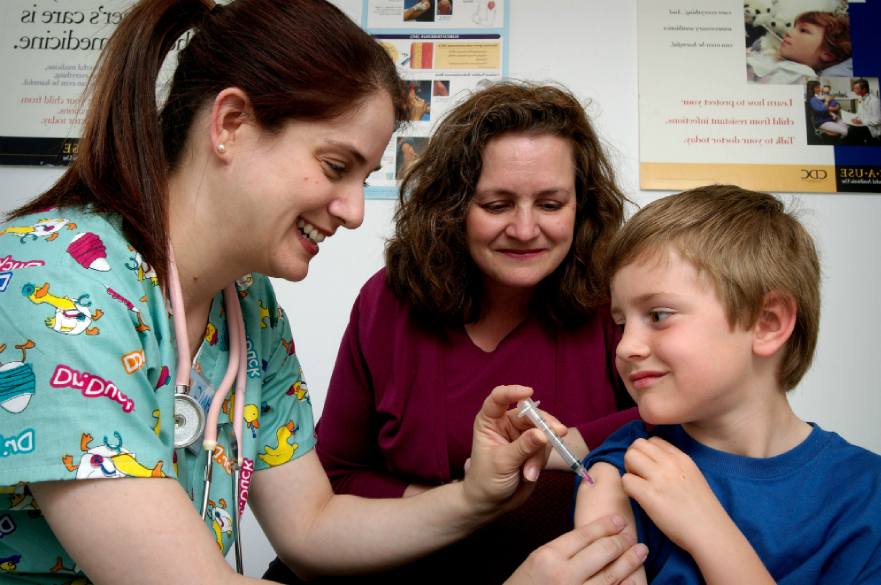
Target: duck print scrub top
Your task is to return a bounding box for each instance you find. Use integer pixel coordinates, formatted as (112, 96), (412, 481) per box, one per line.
(0, 206), (315, 583)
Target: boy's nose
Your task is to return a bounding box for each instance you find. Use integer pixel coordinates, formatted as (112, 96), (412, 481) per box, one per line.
(616, 324), (650, 362)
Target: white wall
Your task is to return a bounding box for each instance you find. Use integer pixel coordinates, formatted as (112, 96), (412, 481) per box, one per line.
(2, 1), (879, 577)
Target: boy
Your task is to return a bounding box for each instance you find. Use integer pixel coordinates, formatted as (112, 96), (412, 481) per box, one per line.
(575, 185), (881, 584)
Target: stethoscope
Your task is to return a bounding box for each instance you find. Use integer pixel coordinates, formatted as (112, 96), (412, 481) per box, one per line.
(168, 252), (246, 574)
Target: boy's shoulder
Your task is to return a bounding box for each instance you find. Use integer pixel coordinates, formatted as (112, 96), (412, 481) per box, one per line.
(813, 425), (881, 476)
(586, 422), (881, 479)
(583, 420), (672, 470)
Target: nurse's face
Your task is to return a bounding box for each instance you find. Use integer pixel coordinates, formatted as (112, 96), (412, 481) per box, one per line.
(226, 92), (395, 282)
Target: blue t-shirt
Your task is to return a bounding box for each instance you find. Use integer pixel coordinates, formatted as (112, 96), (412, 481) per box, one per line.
(582, 421), (881, 584)
(0, 207), (316, 583)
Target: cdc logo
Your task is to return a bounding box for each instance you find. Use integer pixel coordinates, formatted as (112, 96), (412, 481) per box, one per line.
(800, 169), (828, 181)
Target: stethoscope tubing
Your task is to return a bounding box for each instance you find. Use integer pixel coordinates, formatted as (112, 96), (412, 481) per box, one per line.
(168, 252), (247, 573)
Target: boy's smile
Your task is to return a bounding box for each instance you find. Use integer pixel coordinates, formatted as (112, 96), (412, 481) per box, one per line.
(610, 248), (756, 429)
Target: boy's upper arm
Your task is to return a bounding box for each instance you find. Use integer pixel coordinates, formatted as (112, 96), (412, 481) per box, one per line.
(574, 462), (634, 529)
(575, 462), (648, 585)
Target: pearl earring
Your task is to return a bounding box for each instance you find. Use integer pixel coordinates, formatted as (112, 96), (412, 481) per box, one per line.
(217, 143), (226, 153)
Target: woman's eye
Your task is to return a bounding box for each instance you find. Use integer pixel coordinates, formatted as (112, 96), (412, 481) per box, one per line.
(481, 202), (509, 213)
(648, 310), (673, 323)
(539, 201), (563, 211)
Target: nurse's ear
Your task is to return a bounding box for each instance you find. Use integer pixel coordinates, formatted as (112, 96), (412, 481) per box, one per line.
(209, 87), (254, 160)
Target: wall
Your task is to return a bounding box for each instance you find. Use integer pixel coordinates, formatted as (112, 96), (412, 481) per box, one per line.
(2, 1), (879, 577)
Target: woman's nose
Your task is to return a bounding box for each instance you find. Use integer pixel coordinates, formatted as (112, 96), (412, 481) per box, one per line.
(505, 207), (540, 240)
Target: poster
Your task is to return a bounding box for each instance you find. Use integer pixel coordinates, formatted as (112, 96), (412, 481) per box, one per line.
(0, 1), (159, 165)
(362, 0), (509, 198)
(0, 0), (509, 201)
(638, 0), (881, 193)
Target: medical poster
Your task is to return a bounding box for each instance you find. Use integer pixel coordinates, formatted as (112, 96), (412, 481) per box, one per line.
(0, 0), (137, 165)
(363, 0), (509, 199)
(0, 0), (508, 201)
(638, 0), (881, 193)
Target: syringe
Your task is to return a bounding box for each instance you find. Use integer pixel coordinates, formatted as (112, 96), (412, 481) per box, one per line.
(517, 398), (594, 486)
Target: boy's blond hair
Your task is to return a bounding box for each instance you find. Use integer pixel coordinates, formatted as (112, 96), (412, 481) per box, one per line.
(607, 185), (820, 390)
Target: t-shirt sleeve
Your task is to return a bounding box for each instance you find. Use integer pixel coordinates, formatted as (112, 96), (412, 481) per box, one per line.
(0, 212), (173, 487)
(579, 420), (650, 484)
(243, 277), (316, 471)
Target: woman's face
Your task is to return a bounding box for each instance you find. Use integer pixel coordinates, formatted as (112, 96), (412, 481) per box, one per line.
(224, 91), (394, 282)
(780, 20), (829, 69)
(465, 132), (577, 298)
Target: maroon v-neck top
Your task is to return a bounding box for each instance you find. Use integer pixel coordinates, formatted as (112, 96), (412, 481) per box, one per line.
(316, 268), (637, 497)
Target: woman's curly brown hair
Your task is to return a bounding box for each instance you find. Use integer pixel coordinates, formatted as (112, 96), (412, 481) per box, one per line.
(385, 81), (627, 328)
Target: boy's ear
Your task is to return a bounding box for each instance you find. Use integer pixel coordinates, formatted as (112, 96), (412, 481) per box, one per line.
(818, 48), (835, 64)
(752, 291), (797, 357)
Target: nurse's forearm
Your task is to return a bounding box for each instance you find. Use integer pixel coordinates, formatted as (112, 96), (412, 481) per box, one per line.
(251, 453), (497, 578)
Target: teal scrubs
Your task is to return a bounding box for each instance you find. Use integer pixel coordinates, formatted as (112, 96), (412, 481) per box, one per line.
(0, 207), (315, 583)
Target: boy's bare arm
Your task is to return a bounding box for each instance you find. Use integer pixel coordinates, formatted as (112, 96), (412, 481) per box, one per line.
(622, 437), (776, 585)
(575, 462), (648, 585)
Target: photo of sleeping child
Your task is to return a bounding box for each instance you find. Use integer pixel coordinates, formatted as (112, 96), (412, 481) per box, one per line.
(745, 0), (852, 85)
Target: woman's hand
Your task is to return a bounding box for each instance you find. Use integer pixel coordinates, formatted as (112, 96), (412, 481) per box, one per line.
(505, 515), (648, 585)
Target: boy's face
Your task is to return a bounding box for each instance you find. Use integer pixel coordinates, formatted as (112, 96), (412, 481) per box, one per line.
(610, 249), (756, 427)
(780, 20), (831, 69)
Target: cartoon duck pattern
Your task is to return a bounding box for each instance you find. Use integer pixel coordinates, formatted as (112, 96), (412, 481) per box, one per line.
(0, 207), (315, 582)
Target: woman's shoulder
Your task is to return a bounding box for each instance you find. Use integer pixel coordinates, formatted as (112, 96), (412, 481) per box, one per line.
(353, 267), (409, 317)
(348, 267), (446, 349)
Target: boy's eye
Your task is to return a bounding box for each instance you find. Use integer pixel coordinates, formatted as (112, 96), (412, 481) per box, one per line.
(648, 310), (673, 323)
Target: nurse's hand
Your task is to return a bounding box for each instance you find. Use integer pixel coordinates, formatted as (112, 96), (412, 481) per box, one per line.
(462, 385), (560, 516)
(505, 515), (648, 585)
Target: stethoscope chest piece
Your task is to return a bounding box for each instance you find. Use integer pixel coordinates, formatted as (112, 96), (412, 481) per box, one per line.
(173, 388), (205, 449)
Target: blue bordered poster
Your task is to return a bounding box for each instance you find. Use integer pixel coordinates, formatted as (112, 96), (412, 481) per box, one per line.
(360, 0), (510, 199)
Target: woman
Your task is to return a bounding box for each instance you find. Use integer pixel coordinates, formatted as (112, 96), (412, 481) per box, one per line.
(266, 82), (639, 583)
(0, 2), (645, 584)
